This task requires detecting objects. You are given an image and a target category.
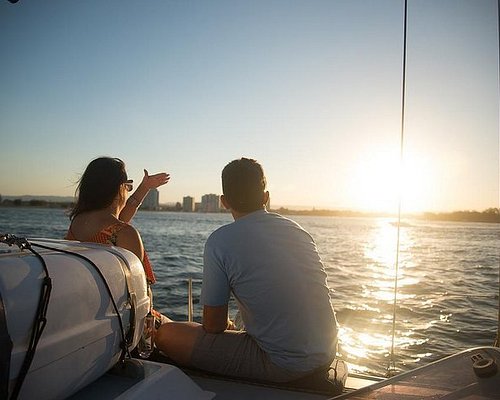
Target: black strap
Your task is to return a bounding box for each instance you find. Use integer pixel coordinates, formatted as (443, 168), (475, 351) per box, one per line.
(0, 291), (13, 399)
(10, 246), (52, 400)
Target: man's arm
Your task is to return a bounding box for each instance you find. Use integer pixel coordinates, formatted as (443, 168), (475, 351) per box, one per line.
(203, 304), (233, 333)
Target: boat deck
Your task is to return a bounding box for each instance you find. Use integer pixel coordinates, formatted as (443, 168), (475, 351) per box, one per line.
(71, 347), (500, 399)
(189, 372), (381, 400)
(188, 347), (500, 399)
(334, 346), (500, 399)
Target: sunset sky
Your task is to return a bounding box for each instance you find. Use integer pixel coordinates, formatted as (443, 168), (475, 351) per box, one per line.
(0, 0), (498, 213)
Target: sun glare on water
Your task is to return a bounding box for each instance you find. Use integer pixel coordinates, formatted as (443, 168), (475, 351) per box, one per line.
(337, 220), (426, 375)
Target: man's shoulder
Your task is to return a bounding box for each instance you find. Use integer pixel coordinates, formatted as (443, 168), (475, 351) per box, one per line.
(266, 212), (306, 229)
(206, 221), (236, 243)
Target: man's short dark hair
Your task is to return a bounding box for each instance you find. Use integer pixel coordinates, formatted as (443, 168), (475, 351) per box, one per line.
(222, 158), (266, 213)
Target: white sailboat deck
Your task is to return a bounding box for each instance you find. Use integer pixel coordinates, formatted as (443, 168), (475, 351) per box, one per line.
(71, 347), (500, 399)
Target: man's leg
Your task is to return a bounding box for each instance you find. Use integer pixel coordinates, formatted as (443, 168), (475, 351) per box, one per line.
(154, 321), (204, 366)
(155, 323), (310, 383)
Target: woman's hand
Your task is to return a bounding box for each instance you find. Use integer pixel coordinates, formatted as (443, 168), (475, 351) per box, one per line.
(141, 169), (170, 190)
(119, 169), (170, 223)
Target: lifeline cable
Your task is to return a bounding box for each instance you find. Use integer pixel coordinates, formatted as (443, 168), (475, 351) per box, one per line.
(495, 0), (500, 349)
(387, 0), (408, 377)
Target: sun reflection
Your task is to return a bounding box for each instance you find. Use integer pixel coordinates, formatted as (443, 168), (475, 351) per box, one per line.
(364, 222), (398, 270)
(360, 221), (418, 302)
(337, 220), (424, 375)
(362, 286), (416, 301)
(439, 313), (452, 323)
(339, 324), (429, 370)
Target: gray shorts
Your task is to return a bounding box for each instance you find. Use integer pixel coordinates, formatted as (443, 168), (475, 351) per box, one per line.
(190, 330), (308, 382)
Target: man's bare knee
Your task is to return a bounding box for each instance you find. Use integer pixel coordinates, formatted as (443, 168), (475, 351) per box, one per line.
(155, 322), (202, 366)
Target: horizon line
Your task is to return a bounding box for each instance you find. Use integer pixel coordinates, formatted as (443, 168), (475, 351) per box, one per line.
(1, 194), (498, 215)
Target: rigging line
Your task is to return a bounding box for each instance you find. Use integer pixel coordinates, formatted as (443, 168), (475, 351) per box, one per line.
(495, 0), (500, 349)
(387, 0), (408, 377)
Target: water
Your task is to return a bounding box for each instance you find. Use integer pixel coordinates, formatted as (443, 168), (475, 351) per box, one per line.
(1, 207), (499, 377)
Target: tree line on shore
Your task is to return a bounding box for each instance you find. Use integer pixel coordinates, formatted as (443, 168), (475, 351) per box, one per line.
(1, 197), (499, 223)
(274, 207), (500, 223)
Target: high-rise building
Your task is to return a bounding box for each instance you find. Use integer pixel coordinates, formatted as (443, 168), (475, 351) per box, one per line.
(140, 189), (160, 211)
(182, 196), (195, 212)
(200, 194), (220, 213)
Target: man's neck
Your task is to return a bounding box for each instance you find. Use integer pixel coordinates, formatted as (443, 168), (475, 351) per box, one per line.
(231, 207), (265, 220)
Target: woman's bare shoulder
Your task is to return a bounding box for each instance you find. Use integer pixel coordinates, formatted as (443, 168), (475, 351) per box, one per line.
(115, 222), (140, 237)
(115, 223), (144, 259)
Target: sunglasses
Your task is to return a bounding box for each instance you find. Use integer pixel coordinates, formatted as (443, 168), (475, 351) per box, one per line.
(123, 179), (134, 192)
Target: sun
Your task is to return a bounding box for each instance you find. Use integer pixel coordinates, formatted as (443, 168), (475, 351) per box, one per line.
(348, 145), (435, 214)
(400, 151), (436, 213)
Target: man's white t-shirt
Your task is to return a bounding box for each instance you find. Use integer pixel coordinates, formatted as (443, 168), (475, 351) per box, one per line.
(201, 210), (338, 372)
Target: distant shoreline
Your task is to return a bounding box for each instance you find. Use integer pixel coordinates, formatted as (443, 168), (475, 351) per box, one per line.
(1, 200), (498, 224)
(273, 207), (500, 224)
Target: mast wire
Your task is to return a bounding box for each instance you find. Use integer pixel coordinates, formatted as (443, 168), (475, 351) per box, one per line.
(495, 0), (500, 349)
(387, 0), (408, 377)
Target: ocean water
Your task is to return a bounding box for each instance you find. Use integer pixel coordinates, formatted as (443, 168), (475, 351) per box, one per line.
(1, 207), (499, 377)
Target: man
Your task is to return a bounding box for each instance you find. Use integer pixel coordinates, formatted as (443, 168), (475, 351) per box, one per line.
(155, 157), (337, 383)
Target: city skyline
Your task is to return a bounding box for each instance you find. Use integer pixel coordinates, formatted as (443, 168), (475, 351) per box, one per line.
(1, 1), (498, 213)
(3, 191), (498, 218)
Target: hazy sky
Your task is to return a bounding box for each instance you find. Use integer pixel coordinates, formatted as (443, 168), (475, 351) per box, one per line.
(1, 0), (498, 213)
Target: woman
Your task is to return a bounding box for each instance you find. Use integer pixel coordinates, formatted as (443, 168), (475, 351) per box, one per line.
(66, 156), (170, 323)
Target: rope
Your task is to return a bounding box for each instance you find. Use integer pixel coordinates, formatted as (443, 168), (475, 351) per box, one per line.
(188, 278), (193, 322)
(495, 0), (500, 349)
(387, 0), (408, 377)
(496, 253), (500, 347)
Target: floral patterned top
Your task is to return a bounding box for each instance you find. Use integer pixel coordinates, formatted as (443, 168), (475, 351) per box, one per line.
(66, 221), (156, 285)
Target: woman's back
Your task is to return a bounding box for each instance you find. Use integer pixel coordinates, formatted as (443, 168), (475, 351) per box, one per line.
(67, 211), (125, 243)
(66, 211), (156, 285)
